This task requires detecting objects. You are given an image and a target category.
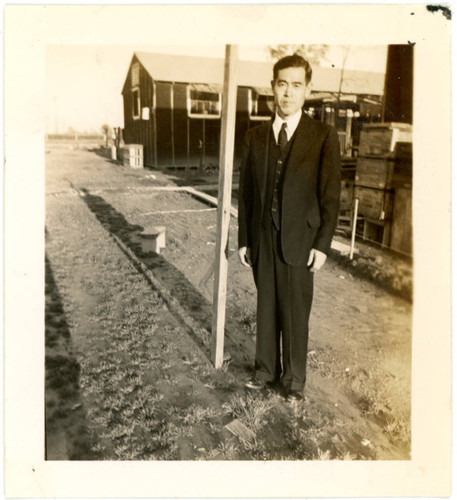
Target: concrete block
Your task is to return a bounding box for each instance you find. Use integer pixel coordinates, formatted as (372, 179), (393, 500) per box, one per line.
(140, 226), (166, 254)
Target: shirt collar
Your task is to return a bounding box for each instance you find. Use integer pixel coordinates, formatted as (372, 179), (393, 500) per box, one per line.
(272, 109), (303, 142)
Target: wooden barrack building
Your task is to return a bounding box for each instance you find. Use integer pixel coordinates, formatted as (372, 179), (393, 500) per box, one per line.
(121, 52), (385, 170)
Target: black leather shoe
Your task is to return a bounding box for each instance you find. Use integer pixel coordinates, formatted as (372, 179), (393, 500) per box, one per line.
(287, 389), (304, 402)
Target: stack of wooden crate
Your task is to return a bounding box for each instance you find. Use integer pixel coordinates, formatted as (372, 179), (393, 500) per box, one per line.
(354, 123), (412, 247)
(122, 144), (144, 168)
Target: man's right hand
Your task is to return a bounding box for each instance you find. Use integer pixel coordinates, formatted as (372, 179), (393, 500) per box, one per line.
(238, 246), (252, 267)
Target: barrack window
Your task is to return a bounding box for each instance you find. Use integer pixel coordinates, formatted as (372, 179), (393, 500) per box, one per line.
(132, 88), (140, 119)
(249, 88), (274, 120)
(187, 84), (221, 118)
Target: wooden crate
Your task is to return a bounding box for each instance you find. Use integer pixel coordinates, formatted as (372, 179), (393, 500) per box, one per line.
(361, 218), (392, 247)
(354, 186), (393, 220)
(355, 157), (395, 189)
(393, 141), (412, 162)
(123, 144), (144, 168)
(339, 179), (354, 212)
(390, 187), (412, 254)
(358, 123), (412, 157)
(391, 162), (412, 189)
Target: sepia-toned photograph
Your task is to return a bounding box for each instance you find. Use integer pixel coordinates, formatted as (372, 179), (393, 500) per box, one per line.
(44, 42), (413, 462)
(4, 4), (452, 498)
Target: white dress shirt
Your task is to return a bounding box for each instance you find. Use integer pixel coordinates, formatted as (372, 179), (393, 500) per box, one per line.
(272, 109), (303, 145)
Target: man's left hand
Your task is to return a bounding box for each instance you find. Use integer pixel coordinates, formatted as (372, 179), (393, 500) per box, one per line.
(307, 248), (327, 272)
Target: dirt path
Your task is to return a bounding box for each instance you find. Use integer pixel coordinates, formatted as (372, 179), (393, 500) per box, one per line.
(45, 147), (412, 460)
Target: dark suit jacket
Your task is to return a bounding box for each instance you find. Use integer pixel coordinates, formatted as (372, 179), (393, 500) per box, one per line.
(238, 112), (341, 267)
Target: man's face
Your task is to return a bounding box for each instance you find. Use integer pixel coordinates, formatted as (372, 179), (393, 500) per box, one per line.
(272, 66), (309, 119)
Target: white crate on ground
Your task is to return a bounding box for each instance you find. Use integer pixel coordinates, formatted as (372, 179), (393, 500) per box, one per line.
(140, 226), (166, 254)
(122, 144), (143, 168)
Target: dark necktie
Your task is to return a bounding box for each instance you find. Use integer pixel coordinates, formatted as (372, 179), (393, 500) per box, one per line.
(278, 122), (288, 153)
(271, 122), (289, 229)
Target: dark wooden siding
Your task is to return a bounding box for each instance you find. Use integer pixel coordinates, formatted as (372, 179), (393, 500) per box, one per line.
(383, 45), (413, 124)
(173, 83), (189, 167)
(234, 87), (251, 170)
(141, 71), (155, 167)
(202, 118), (221, 167)
(122, 56), (156, 167)
(156, 81), (223, 169)
(155, 82), (173, 166)
(122, 66), (273, 170)
(188, 116), (203, 168)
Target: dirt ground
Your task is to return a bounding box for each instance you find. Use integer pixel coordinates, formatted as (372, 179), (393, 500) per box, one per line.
(45, 146), (412, 460)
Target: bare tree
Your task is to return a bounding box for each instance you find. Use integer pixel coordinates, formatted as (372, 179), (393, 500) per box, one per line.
(267, 44), (329, 65)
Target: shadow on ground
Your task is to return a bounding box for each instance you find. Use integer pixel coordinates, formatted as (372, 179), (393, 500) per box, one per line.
(78, 188), (254, 372)
(45, 254), (100, 460)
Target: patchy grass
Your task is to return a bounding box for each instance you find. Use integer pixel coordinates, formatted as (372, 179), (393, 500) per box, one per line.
(239, 306), (257, 336)
(331, 233), (413, 302)
(46, 194), (409, 459)
(223, 392), (279, 434)
(45, 255), (99, 460)
(343, 366), (411, 452)
(45, 148), (411, 461)
(383, 414), (411, 447)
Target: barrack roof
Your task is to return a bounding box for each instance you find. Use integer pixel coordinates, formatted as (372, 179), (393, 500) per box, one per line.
(123, 52), (384, 96)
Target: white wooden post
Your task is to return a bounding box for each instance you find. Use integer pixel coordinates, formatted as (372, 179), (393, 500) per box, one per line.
(211, 45), (238, 368)
(350, 198), (359, 260)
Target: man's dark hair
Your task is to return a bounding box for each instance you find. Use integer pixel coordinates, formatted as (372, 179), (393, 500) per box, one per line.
(273, 54), (313, 85)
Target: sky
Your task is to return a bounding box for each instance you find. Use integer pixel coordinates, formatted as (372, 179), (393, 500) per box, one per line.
(45, 44), (388, 134)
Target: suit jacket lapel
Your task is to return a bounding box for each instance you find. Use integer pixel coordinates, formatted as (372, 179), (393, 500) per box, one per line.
(287, 113), (317, 166)
(252, 113), (316, 205)
(252, 118), (272, 207)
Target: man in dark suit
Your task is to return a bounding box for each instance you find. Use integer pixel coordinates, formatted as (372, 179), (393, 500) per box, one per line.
(238, 54), (341, 401)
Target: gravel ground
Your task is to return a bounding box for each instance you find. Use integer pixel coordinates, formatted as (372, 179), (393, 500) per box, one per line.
(45, 147), (412, 460)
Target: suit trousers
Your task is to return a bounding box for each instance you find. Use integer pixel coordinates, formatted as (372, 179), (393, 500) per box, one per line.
(252, 219), (314, 391)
